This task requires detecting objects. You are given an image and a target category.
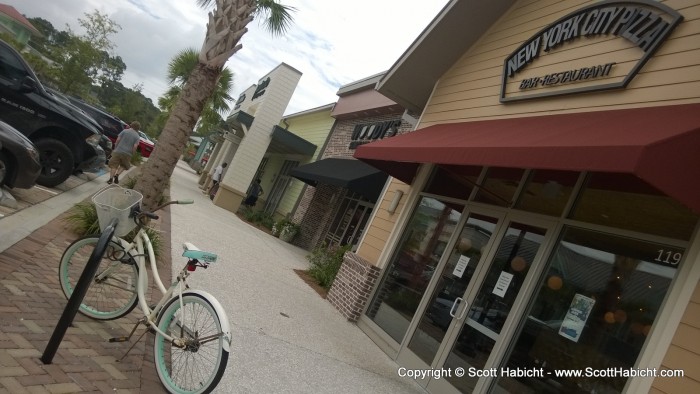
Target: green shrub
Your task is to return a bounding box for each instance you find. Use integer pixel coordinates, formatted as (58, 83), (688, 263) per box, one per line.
(65, 201), (101, 236)
(306, 243), (352, 290)
(240, 207), (275, 229)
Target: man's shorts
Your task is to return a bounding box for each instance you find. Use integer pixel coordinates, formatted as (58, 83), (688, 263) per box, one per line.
(108, 152), (132, 170)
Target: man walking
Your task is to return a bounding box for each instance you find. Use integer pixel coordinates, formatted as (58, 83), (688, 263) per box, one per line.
(107, 121), (141, 184)
(208, 162), (227, 199)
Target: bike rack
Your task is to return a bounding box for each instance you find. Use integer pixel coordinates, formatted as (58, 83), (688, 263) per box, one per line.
(41, 217), (118, 364)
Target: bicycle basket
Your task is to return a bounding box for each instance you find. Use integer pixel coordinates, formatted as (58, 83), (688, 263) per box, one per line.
(92, 186), (143, 237)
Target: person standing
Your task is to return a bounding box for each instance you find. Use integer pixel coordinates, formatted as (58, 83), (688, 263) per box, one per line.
(107, 121), (141, 184)
(243, 178), (264, 207)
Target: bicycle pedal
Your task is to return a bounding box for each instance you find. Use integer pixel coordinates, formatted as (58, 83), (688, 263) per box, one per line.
(109, 336), (129, 343)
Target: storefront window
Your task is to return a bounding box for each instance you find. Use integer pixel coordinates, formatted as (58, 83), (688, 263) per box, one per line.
(571, 173), (698, 241)
(325, 191), (374, 251)
(424, 165), (482, 201)
(515, 170), (579, 217)
(494, 227), (681, 393)
(474, 168), (525, 207)
(365, 196), (463, 343)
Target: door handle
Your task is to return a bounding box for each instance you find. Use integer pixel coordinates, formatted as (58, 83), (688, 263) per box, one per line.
(449, 297), (463, 318)
(456, 301), (469, 320)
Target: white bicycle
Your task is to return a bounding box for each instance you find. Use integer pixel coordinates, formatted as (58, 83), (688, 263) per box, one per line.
(58, 186), (230, 394)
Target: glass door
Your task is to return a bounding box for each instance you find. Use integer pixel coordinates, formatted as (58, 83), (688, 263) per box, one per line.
(396, 212), (502, 379)
(425, 220), (551, 394)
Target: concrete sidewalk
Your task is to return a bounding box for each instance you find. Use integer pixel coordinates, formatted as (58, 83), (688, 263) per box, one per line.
(168, 161), (425, 393)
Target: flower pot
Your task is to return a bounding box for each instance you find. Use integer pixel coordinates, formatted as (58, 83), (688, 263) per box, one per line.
(279, 228), (297, 242)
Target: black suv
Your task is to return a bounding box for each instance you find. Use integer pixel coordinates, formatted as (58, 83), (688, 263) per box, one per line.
(0, 39), (105, 187)
(66, 97), (128, 142)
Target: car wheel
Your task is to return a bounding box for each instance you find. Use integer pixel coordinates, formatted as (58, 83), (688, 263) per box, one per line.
(34, 139), (74, 187)
(0, 151), (9, 187)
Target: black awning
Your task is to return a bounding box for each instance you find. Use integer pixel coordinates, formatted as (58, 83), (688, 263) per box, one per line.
(290, 158), (388, 201)
(269, 126), (317, 156)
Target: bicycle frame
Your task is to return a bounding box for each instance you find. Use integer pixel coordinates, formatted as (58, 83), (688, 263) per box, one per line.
(101, 229), (192, 345)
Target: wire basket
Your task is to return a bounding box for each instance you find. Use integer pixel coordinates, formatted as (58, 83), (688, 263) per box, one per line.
(92, 186), (143, 237)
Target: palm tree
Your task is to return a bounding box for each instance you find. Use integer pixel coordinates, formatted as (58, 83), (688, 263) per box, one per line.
(161, 48), (234, 136)
(134, 0), (294, 210)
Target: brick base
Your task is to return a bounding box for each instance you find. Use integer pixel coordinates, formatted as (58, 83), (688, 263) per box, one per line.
(327, 252), (381, 322)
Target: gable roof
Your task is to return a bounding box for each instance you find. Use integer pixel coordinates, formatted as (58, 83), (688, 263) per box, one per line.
(376, 0), (516, 113)
(0, 4), (41, 36)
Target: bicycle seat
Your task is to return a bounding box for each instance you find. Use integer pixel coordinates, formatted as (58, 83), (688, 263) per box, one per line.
(182, 242), (218, 263)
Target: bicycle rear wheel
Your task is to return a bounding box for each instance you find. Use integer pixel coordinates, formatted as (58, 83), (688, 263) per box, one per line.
(59, 236), (139, 320)
(154, 292), (229, 394)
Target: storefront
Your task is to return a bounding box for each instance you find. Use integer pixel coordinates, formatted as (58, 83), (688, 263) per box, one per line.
(326, 1), (700, 393)
(289, 73), (417, 251)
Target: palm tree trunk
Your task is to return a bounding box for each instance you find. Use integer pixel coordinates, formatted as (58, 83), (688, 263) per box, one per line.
(135, 63), (222, 210)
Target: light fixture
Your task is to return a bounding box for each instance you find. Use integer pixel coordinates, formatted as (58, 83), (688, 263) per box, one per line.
(387, 190), (404, 214)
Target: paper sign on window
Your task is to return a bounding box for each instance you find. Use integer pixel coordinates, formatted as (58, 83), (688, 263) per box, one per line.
(492, 271), (513, 298)
(559, 293), (595, 343)
(452, 255), (470, 278)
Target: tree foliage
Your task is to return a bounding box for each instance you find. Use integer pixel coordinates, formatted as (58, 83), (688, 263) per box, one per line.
(161, 48), (234, 136)
(21, 12), (160, 137)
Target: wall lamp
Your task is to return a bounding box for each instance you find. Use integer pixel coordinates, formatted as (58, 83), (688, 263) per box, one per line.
(387, 190), (404, 214)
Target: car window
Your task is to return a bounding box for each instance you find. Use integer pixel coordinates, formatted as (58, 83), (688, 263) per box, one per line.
(0, 45), (29, 83)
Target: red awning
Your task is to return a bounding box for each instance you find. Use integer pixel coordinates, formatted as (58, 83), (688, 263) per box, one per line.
(354, 103), (700, 213)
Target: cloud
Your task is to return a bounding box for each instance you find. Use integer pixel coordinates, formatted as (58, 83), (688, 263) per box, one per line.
(8, 0), (448, 116)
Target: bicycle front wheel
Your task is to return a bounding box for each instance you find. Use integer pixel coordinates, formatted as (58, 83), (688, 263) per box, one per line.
(59, 236), (139, 320)
(154, 293), (229, 394)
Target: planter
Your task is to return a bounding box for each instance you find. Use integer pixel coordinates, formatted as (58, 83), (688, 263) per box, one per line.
(279, 228), (297, 243)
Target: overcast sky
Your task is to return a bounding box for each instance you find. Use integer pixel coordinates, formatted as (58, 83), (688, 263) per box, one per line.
(7, 0), (448, 115)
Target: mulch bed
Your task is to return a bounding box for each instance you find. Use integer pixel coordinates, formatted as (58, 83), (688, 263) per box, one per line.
(293, 269), (328, 299)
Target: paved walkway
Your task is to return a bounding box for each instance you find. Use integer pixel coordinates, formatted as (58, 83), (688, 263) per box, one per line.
(0, 161), (425, 393)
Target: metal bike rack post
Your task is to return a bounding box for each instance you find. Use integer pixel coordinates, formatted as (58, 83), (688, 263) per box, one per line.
(41, 218), (118, 364)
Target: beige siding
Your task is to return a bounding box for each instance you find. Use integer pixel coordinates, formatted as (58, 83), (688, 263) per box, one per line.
(652, 279), (700, 392)
(273, 108), (335, 217)
(357, 179), (411, 265)
(421, 0), (700, 126)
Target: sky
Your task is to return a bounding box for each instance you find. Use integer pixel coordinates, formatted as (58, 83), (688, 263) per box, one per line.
(7, 0), (448, 115)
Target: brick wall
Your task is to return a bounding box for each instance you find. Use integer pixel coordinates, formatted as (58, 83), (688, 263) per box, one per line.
(327, 252), (381, 322)
(292, 184), (342, 250)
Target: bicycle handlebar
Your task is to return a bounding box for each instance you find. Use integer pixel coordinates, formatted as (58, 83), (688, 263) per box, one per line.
(132, 199), (194, 223)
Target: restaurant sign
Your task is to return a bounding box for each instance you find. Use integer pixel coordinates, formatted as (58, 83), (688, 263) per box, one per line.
(500, 0), (683, 102)
(349, 119), (402, 149)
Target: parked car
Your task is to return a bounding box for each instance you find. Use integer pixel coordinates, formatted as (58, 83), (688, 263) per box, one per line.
(0, 39), (105, 187)
(67, 97), (153, 158)
(0, 120), (41, 189)
(136, 130), (155, 158)
(44, 88), (114, 163)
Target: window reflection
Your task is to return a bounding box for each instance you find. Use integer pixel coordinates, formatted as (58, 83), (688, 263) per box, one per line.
(366, 197), (463, 343)
(495, 227), (680, 394)
(515, 170), (579, 217)
(424, 165), (482, 201)
(474, 168), (525, 207)
(571, 173), (698, 241)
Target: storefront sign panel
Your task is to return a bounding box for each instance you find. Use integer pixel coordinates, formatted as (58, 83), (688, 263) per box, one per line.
(500, 0), (683, 102)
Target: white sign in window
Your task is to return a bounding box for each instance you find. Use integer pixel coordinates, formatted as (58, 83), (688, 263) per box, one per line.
(492, 271), (514, 298)
(452, 255), (471, 278)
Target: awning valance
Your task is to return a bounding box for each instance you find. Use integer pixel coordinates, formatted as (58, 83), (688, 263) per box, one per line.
(290, 158), (388, 201)
(354, 103), (700, 212)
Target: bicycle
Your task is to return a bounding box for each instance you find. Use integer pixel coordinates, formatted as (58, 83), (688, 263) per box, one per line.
(58, 186), (231, 394)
